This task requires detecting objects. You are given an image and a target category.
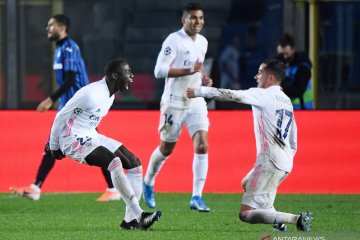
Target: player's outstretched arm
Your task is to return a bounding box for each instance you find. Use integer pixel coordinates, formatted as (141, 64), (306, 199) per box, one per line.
(186, 87), (243, 102)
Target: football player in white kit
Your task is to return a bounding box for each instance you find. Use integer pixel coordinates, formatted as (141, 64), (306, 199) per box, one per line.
(142, 2), (213, 212)
(186, 59), (313, 232)
(49, 59), (162, 230)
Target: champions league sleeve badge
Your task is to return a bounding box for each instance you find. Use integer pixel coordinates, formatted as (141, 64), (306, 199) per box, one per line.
(73, 108), (83, 115)
(164, 47), (171, 56)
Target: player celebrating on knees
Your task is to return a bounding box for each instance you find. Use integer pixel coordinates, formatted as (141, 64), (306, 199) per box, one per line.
(143, 2), (212, 212)
(186, 59), (313, 232)
(49, 59), (162, 230)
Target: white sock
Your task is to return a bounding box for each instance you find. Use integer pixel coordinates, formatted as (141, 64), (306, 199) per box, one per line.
(124, 166), (143, 222)
(30, 184), (41, 193)
(240, 209), (298, 224)
(107, 157), (143, 219)
(192, 153), (208, 197)
(270, 207), (298, 224)
(144, 147), (166, 186)
(106, 188), (118, 192)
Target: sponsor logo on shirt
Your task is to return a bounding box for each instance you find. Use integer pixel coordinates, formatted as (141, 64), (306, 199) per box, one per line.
(183, 60), (194, 67)
(53, 63), (63, 70)
(89, 115), (100, 121)
(89, 114), (101, 127)
(185, 50), (190, 54)
(65, 47), (73, 52)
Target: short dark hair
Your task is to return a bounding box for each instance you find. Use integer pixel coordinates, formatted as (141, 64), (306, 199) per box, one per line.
(104, 59), (128, 75)
(278, 33), (294, 48)
(183, 2), (203, 16)
(262, 59), (286, 82)
(52, 14), (70, 32)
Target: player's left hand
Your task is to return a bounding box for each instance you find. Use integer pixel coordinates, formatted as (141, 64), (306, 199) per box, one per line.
(51, 149), (65, 160)
(186, 88), (196, 98)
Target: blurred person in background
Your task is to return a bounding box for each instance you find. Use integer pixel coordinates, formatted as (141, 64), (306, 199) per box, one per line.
(10, 14), (119, 202)
(276, 33), (314, 109)
(142, 2), (212, 212)
(218, 34), (242, 89)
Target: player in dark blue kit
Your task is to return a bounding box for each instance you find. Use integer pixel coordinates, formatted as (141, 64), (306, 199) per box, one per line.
(44, 16), (88, 111)
(10, 14), (119, 201)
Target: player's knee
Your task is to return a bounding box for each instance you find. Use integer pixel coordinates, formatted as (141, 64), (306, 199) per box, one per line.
(127, 157), (141, 169)
(159, 146), (173, 157)
(239, 211), (250, 223)
(195, 143), (208, 154)
(107, 157), (123, 172)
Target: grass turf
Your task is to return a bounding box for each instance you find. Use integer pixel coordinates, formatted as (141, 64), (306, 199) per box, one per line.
(0, 193), (359, 240)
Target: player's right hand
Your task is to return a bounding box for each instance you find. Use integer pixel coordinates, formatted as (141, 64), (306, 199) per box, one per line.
(51, 149), (65, 160)
(202, 76), (213, 87)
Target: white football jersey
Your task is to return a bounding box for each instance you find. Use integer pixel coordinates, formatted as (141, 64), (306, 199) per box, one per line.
(197, 86), (297, 172)
(50, 78), (114, 150)
(154, 28), (208, 108)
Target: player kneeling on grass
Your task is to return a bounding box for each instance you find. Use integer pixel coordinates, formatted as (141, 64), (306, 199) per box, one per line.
(186, 58), (313, 232)
(49, 59), (162, 230)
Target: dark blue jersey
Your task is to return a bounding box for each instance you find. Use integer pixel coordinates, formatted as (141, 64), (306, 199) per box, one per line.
(53, 37), (88, 110)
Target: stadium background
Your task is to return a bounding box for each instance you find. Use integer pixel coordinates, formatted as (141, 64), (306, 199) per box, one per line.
(0, 0), (359, 194)
(1, 0), (360, 110)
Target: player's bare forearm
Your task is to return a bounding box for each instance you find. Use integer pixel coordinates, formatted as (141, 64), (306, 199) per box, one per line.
(168, 61), (204, 78)
(168, 68), (193, 77)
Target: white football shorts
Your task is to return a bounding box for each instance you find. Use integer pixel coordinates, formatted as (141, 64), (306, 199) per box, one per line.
(242, 159), (288, 209)
(158, 100), (209, 142)
(59, 133), (122, 164)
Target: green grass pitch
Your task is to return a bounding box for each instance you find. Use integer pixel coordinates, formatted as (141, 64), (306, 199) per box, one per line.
(1, 193), (359, 240)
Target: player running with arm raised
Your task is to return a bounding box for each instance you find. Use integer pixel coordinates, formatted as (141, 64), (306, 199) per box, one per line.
(142, 2), (213, 212)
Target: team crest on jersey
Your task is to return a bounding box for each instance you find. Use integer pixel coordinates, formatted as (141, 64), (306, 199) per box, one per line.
(164, 47), (171, 55)
(73, 108), (83, 115)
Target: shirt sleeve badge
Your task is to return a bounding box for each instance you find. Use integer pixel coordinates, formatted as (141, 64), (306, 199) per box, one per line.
(164, 47), (171, 56)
